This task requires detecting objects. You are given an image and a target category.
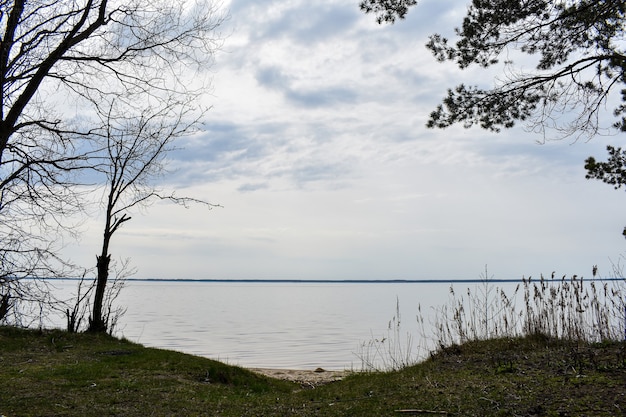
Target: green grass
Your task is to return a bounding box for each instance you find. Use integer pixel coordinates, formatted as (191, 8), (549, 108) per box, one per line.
(1, 326), (625, 416)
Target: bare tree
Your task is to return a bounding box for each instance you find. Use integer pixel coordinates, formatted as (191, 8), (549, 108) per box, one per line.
(64, 272), (94, 333)
(0, 0), (224, 322)
(87, 99), (219, 333)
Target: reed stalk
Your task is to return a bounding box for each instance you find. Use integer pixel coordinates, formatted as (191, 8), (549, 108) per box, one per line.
(360, 265), (625, 371)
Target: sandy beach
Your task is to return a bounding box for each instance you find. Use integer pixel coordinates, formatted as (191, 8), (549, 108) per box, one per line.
(251, 368), (349, 387)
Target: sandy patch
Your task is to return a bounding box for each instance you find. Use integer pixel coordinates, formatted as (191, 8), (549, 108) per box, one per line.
(251, 368), (349, 387)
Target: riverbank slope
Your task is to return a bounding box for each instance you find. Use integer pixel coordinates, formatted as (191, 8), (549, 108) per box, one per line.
(1, 326), (624, 416)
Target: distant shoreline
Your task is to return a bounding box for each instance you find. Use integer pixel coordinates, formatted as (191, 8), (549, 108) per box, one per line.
(42, 277), (625, 283)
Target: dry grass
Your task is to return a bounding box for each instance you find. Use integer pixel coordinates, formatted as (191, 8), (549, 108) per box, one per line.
(358, 267), (625, 371)
(435, 273), (625, 348)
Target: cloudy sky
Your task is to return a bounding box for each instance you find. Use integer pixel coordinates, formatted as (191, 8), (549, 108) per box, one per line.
(67, 0), (626, 281)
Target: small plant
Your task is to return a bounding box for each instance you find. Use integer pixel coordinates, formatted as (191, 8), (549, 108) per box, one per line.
(54, 259), (132, 334)
(434, 266), (520, 347)
(355, 297), (427, 371)
(495, 359), (516, 374)
(65, 272), (95, 333)
(1, 279), (55, 329)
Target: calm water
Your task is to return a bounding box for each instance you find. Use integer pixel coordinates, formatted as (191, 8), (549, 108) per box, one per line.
(47, 280), (523, 369)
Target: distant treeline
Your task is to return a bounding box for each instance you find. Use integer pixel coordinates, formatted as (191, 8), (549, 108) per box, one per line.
(43, 277), (625, 284)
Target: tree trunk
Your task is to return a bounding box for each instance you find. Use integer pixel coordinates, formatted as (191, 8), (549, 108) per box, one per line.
(89, 233), (111, 332)
(0, 292), (10, 321)
(89, 253), (110, 332)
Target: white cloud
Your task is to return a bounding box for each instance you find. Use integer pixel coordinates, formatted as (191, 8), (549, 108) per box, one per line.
(63, 0), (626, 281)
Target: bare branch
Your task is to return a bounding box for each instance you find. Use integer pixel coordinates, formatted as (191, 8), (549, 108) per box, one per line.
(0, 0), (225, 327)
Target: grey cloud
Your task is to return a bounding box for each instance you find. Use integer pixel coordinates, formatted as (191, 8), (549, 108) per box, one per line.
(292, 162), (350, 186)
(180, 122), (269, 163)
(268, 5), (358, 44)
(475, 137), (593, 171)
(167, 119), (356, 190)
(165, 122), (273, 185)
(256, 66), (292, 89)
(286, 86), (358, 107)
(256, 65), (358, 108)
(238, 182), (270, 193)
(231, 0), (360, 45)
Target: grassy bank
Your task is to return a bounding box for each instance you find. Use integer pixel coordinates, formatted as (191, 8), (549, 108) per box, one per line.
(1, 326), (625, 416)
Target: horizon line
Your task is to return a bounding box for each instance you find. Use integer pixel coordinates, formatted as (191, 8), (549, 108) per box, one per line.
(44, 277), (626, 284)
